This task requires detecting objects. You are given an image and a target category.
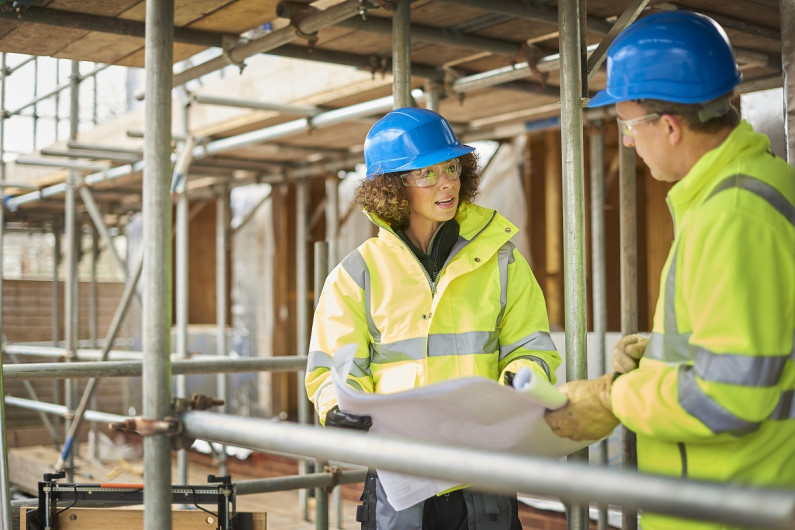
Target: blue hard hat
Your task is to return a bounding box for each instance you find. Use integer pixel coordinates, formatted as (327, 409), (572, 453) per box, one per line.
(364, 107), (475, 179)
(588, 11), (742, 107)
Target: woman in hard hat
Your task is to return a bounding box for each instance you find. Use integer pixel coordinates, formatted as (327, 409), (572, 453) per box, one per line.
(305, 107), (560, 529)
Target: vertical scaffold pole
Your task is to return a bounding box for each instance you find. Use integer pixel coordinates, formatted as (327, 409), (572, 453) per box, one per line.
(0, 51), (13, 530)
(589, 123), (609, 530)
(63, 60), (81, 480)
(558, 0), (589, 528)
(392, 0), (411, 109)
(618, 135), (638, 530)
(175, 95), (191, 487)
(296, 178), (311, 521)
(216, 185), (229, 476)
(781, 0), (794, 164)
(142, 0), (174, 528)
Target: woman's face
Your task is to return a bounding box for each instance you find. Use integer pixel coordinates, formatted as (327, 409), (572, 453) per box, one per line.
(404, 159), (461, 231)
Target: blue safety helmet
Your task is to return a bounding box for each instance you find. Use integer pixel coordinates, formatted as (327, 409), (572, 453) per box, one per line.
(588, 11), (742, 107)
(364, 107), (475, 179)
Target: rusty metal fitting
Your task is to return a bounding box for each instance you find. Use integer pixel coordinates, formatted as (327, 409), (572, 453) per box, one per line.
(108, 417), (181, 437)
(190, 393), (225, 411)
(323, 464), (343, 493)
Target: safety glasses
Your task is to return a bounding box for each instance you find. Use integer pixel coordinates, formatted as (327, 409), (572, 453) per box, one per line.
(402, 159), (462, 188)
(616, 112), (660, 137)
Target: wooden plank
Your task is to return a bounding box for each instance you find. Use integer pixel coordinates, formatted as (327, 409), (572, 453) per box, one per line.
(186, 0), (281, 32)
(20, 507), (267, 529)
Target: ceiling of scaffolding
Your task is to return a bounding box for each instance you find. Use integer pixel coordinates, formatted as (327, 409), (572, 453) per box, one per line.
(0, 0), (785, 227)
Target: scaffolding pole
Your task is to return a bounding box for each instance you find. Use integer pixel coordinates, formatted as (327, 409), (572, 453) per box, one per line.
(63, 59), (81, 481)
(782, 0), (794, 164)
(216, 186), (229, 476)
(0, 51), (12, 530)
(618, 135), (639, 530)
(142, 0), (174, 527)
(4, 356), (309, 381)
(175, 94), (191, 488)
(295, 179), (313, 522)
(392, 0), (412, 109)
(558, 0), (588, 528)
(181, 412), (795, 530)
(588, 123), (609, 530)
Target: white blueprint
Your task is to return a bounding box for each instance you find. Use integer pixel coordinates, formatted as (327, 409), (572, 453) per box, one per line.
(330, 344), (591, 510)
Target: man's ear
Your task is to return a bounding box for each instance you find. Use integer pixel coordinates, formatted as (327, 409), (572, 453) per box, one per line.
(662, 114), (682, 146)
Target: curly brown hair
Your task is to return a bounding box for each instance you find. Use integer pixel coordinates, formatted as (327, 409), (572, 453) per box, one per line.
(353, 152), (481, 230)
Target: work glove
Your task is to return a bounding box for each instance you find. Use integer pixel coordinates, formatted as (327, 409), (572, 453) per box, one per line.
(544, 372), (619, 441)
(612, 334), (649, 374)
(324, 405), (372, 431)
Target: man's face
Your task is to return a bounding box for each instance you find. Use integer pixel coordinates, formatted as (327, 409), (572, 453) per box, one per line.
(615, 101), (680, 182)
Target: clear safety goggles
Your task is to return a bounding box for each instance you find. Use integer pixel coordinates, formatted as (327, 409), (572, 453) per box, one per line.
(616, 112), (660, 137)
(401, 158), (462, 188)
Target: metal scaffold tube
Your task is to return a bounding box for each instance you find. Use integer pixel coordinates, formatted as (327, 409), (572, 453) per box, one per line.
(142, 0), (175, 527)
(63, 59), (81, 481)
(172, 0), (367, 88)
(392, 0), (411, 109)
(180, 412), (795, 529)
(175, 94), (191, 487)
(216, 186), (229, 476)
(558, 0), (588, 528)
(588, 123), (609, 530)
(0, 50), (12, 530)
(618, 135), (638, 530)
(3, 356), (309, 380)
(782, 0), (794, 163)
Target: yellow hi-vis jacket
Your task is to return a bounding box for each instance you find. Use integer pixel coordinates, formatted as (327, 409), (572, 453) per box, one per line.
(611, 121), (795, 530)
(305, 201), (560, 424)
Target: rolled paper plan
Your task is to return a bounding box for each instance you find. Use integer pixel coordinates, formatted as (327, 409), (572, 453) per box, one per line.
(512, 367), (569, 410)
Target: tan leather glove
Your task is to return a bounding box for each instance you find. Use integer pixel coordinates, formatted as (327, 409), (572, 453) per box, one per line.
(544, 372), (619, 441)
(612, 334), (649, 374)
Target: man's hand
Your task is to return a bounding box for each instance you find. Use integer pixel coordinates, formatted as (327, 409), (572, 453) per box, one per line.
(544, 372), (619, 441)
(324, 405), (372, 431)
(612, 334), (649, 374)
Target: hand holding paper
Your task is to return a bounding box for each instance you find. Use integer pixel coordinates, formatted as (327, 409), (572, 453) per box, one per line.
(329, 345), (591, 510)
(511, 367), (568, 409)
(543, 372), (619, 442)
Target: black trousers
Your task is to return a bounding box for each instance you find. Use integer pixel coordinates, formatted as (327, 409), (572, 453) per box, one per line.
(356, 471), (522, 530)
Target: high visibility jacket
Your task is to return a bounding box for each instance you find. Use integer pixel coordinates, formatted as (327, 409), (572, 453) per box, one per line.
(306, 201), (560, 424)
(611, 122), (795, 530)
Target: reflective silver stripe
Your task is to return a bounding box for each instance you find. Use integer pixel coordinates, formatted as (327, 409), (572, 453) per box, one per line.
(428, 331), (499, 357)
(693, 346), (791, 386)
(499, 331), (557, 360)
(341, 250), (367, 290)
(495, 242), (514, 328)
(350, 355), (372, 378)
(664, 242), (681, 335)
(771, 390), (795, 420)
(341, 249), (381, 343)
(307, 350), (333, 372)
(307, 349), (371, 378)
(707, 174), (795, 227)
(678, 364), (760, 435)
(371, 331), (499, 364)
(645, 331), (691, 362)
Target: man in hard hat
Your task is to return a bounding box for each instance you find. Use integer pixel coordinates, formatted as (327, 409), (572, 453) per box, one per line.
(545, 10), (795, 529)
(306, 107), (560, 529)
